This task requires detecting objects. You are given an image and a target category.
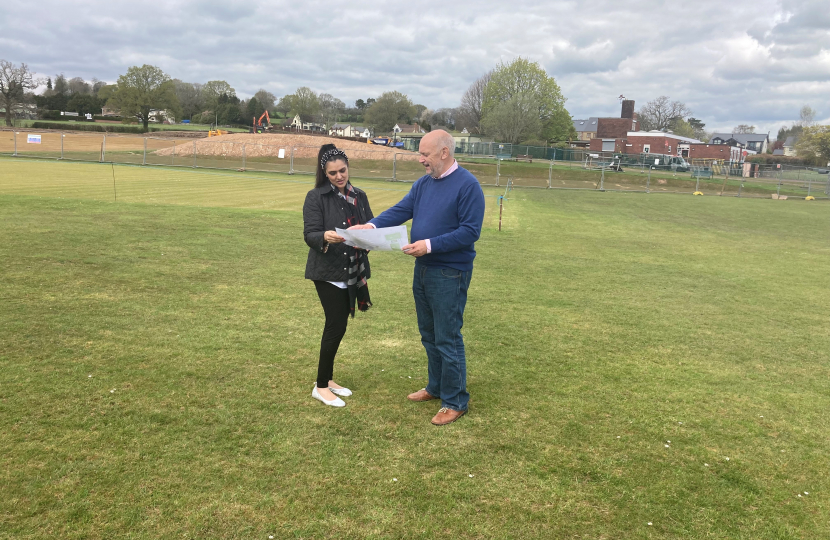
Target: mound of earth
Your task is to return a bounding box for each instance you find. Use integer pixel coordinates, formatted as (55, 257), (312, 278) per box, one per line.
(153, 132), (419, 161)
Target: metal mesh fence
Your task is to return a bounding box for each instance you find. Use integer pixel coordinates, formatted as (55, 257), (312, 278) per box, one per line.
(2, 130), (828, 200)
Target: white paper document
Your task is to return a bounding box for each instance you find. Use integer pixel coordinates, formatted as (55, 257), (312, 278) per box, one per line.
(335, 225), (409, 252)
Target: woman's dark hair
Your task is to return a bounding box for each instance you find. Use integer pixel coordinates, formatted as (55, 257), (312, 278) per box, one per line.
(315, 144), (349, 188)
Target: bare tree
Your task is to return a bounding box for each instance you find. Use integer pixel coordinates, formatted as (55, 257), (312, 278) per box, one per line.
(53, 74), (69, 96)
(732, 124), (756, 134)
(637, 96), (692, 131)
(68, 77), (91, 95)
(91, 78), (107, 95)
(798, 105), (816, 127)
(275, 95), (292, 116)
(0, 60), (40, 126)
(253, 89), (276, 111)
(430, 107), (459, 130)
(318, 93), (345, 128)
(457, 70), (492, 134)
(173, 80), (204, 121)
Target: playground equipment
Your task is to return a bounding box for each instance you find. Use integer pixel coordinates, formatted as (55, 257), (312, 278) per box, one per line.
(584, 154), (623, 172)
(368, 137), (404, 148)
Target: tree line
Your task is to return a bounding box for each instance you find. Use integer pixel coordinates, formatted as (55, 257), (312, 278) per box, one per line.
(3, 58), (827, 162)
(1, 57), (579, 145)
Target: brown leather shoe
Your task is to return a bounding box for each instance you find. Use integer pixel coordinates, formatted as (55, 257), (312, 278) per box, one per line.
(407, 388), (439, 402)
(431, 407), (467, 426)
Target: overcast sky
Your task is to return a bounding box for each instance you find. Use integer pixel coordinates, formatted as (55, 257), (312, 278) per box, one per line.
(2, 0), (827, 137)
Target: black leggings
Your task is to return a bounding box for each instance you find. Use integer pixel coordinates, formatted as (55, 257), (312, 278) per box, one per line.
(314, 281), (350, 389)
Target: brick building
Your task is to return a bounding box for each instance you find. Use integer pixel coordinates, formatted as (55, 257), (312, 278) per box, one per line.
(589, 99), (639, 151)
(590, 131), (747, 161)
(622, 132), (702, 156)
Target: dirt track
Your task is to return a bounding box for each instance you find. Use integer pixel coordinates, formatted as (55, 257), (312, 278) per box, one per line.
(153, 133), (418, 161)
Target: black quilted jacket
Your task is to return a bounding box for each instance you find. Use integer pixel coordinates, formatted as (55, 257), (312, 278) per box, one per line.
(303, 183), (374, 281)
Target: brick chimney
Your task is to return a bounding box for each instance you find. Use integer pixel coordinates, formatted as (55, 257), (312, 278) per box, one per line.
(621, 100), (635, 119)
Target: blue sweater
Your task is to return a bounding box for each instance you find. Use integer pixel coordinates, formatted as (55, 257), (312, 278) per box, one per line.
(370, 166), (485, 271)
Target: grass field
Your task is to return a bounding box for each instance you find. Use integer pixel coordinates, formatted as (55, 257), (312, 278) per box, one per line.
(1, 159), (829, 539)
(4, 132), (828, 197)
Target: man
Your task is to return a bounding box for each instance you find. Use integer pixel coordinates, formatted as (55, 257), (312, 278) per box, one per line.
(350, 130), (485, 425)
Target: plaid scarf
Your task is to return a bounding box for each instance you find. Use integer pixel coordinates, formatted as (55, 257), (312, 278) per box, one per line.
(333, 183), (372, 317)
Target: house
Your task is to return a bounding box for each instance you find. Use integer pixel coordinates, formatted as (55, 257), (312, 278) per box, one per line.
(450, 131), (491, 154)
(392, 123), (426, 134)
(328, 123), (350, 136)
(149, 109), (175, 124)
(783, 136), (797, 157)
(572, 117), (599, 141)
(710, 132), (769, 154)
(588, 99), (640, 151)
(328, 123), (370, 138)
(590, 130), (747, 161)
(592, 131), (703, 156)
(398, 131), (427, 152)
(287, 114), (326, 133)
(0, 103), (37, 120)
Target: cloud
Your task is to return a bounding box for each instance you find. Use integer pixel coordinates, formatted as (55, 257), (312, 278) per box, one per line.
(0, 0), (826, 136)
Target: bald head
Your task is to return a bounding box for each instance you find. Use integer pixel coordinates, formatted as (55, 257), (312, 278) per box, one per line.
(419, 129), (456, 178)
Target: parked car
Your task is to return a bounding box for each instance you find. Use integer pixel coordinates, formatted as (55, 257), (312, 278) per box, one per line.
(614, 153), (691, 172)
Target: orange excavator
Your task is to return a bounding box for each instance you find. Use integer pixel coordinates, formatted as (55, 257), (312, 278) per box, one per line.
(252, 110), (272, 133)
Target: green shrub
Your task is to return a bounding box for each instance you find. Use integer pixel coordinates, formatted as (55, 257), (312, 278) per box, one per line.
(39, 110), (63, 121)
(747, 154), (821, 167)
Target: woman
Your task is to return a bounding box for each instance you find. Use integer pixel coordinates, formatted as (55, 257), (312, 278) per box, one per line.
(302, 144), (374, 407)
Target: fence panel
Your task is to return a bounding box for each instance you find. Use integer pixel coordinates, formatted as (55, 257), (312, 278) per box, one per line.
(2, 129), (828, 200)
(182, 139), (245, 170)
(456, 157), (499, 186)
(293, 146), (396, 180)
(143, 138), (181, 167)
(238, 143), (292, 174)
(13, 131), (69, 160)
(0, 130), (15, 155)
(393, 153), (425, 182)
(94, 134), (146, 164)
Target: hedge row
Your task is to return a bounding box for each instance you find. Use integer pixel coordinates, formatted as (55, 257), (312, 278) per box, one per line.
(747, 154), (822, 167)
(93, 115), (132, 122)
(30, 122), (162, 134)
(39, 110), (96, 121)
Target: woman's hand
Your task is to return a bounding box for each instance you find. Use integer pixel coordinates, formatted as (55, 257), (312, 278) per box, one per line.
(324, 230), (346, 243)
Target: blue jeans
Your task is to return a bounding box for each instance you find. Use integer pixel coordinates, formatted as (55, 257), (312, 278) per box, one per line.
(412, 265), (472, 411)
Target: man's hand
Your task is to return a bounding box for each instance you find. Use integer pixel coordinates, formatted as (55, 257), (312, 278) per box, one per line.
(402, 240), (428, 257)
(348, 224), (374, 230)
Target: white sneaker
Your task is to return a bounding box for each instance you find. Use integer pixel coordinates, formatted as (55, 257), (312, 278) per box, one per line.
(312, 385), (346, 407)
(329, 386), (352, 397)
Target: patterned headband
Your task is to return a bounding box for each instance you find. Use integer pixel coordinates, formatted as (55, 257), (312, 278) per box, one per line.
(320, 148), (349, 169)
